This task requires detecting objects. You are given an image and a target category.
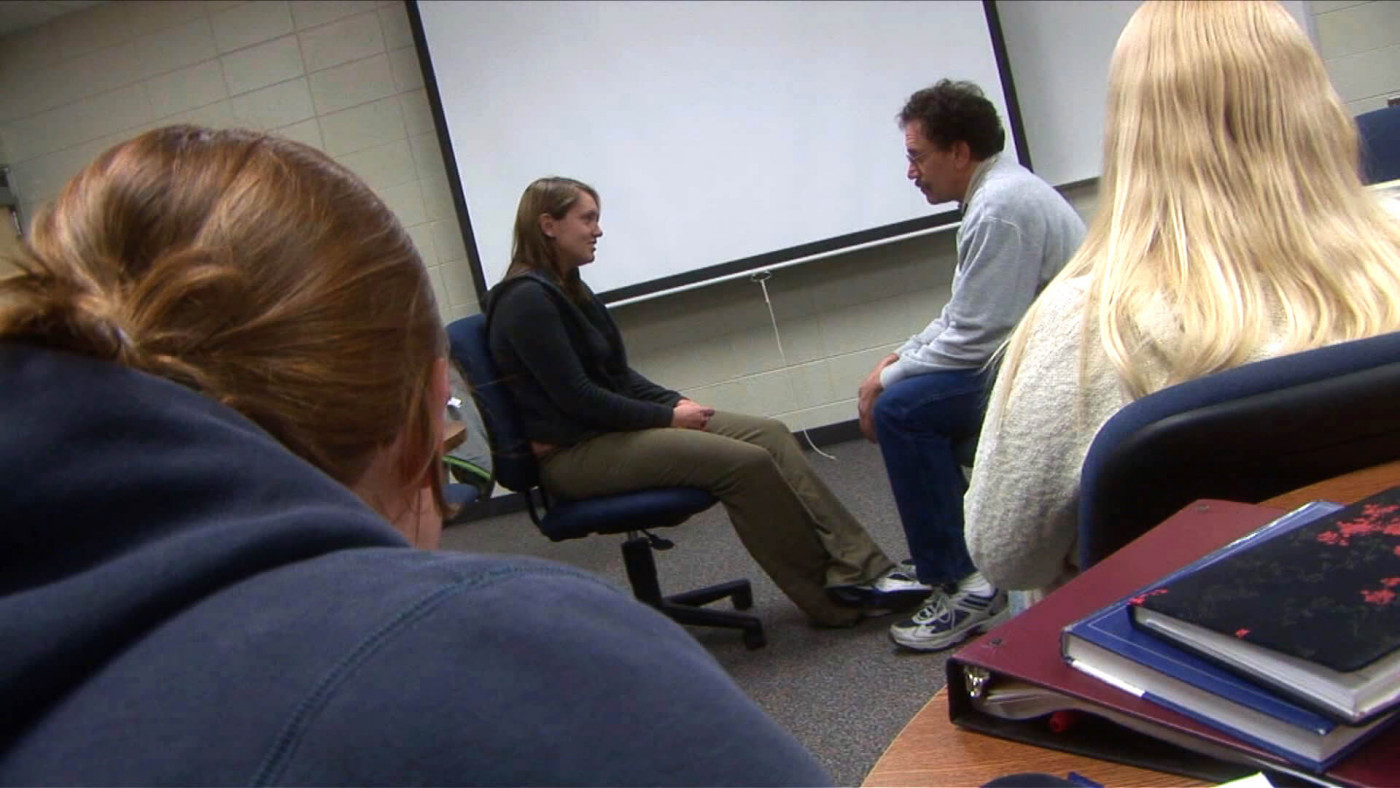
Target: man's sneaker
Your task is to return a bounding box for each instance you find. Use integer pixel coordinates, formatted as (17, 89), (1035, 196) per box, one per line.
(827, 565), (933, 613)
(888, 586), (1009, 652)
(869, 566), (934, 608)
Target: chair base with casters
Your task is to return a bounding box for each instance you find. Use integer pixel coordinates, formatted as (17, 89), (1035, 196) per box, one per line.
(620, 532), (765, 649)
(528, 485), (767, 650)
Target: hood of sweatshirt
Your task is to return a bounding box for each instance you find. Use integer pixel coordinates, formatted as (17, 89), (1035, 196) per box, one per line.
(0, 341), (406, 749)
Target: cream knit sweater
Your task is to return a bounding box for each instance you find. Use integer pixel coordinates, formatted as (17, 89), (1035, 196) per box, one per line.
(970, 191), (1400, 598)
(964, 276), (1290, 596)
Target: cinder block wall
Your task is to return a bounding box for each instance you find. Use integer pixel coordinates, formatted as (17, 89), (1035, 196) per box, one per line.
(0, 0), (479, 328)
(1313, 0), (1400, 114)
(1, 0), (1387, 430)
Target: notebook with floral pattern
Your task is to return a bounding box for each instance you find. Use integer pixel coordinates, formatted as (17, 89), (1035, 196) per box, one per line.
(1130, 487), (1400, 724)
(1133, 486), (1400, 673)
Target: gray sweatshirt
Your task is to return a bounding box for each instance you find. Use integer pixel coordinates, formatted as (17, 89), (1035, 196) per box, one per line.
(880, 154), (1086, 388)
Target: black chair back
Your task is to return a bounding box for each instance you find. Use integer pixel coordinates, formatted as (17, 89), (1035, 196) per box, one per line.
(1357, 105), (1400, 185)
(445, 315), (539, 494)
(1078, 330), (1400, 570)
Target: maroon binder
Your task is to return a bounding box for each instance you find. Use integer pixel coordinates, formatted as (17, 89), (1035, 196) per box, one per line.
(946, 499), (1400, 786)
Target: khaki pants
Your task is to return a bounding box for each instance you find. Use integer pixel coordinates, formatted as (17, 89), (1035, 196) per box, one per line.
(540, 411), (896, 626)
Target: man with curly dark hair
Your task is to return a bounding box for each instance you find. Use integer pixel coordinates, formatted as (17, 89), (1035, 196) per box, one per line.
(852, 80), (1085, 652)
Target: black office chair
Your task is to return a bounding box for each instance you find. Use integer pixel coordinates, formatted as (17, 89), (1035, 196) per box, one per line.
(1357, 105), (1400, 185)
(1078, 330), (1400, 571)
(446, 315), (766, 649)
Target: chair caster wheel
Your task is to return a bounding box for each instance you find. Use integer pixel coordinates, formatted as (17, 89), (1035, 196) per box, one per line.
(743, 628), (766, 650)
(732, 587), (753, 610)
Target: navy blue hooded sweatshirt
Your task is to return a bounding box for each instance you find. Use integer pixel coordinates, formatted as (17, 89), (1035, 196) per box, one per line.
(0, 342), (830, 786)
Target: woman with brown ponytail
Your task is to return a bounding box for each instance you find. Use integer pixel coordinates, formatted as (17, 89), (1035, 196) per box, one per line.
(1, 124), (451, 548)
(0, 127), (831, 786)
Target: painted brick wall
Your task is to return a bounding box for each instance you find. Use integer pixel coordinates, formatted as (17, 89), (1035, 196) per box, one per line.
(1313, 0), (1400, 114)
(0, 0), (478, 327)
(3, 1), (1386, 429)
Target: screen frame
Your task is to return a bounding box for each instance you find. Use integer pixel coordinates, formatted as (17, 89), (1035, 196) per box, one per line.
(407, 0), (1029, 305)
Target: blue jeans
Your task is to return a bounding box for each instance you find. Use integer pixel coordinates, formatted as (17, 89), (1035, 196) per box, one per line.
(873, 368), (993, 588)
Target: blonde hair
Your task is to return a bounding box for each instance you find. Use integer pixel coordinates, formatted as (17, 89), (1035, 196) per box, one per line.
(0, 126), (447, 519)
(997, 0), (1400, 403)
(504, 177), (599, 302)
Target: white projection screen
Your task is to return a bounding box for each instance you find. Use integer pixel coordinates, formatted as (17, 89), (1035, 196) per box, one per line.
(994, 0), (1312, 189)
(411, 1), (1025, 302)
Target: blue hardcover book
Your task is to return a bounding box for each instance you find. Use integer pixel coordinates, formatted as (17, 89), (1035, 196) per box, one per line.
(1062, 501), (1400, 772)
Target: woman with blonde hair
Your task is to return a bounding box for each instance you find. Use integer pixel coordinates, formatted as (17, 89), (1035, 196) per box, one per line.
(0, 127), (831, 784)
(964, 0), (1400, 598)
(487, 177), (915, 628)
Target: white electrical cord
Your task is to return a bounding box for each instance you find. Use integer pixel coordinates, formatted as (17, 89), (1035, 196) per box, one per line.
(750, 270), (837, 461)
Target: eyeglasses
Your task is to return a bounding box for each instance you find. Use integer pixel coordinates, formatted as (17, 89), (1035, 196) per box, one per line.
(906, 148), (935, 166)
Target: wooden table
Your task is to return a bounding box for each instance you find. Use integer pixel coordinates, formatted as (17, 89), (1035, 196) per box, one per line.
(861, 462), (1400, 787)
(1252, 459), (1400, 513)
(443, 421), (466, 452)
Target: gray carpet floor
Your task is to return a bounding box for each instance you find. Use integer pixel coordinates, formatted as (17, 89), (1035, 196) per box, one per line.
(437, 437), (953, 787)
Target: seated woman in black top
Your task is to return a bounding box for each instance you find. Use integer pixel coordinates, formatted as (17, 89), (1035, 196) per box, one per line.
(487, 177), (914, 627)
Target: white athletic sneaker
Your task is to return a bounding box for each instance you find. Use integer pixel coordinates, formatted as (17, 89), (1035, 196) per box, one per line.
(888, 584), (1009, 652)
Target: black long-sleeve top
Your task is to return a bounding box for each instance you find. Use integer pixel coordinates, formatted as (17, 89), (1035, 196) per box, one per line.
(485, 271), (682, 446)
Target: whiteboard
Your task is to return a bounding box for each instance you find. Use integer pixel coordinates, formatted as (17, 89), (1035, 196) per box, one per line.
(996, 0), (1316, 187)
(414, 1), (1018, 300)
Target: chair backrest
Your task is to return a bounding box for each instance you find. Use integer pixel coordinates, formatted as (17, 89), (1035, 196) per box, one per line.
(445, 315), (540, 494)
(1357, 105), (1400, 185)
(1078, 330), (1400, 570)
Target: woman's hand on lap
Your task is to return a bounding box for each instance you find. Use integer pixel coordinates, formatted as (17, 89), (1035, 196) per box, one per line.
(672, 400), (715, 430)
